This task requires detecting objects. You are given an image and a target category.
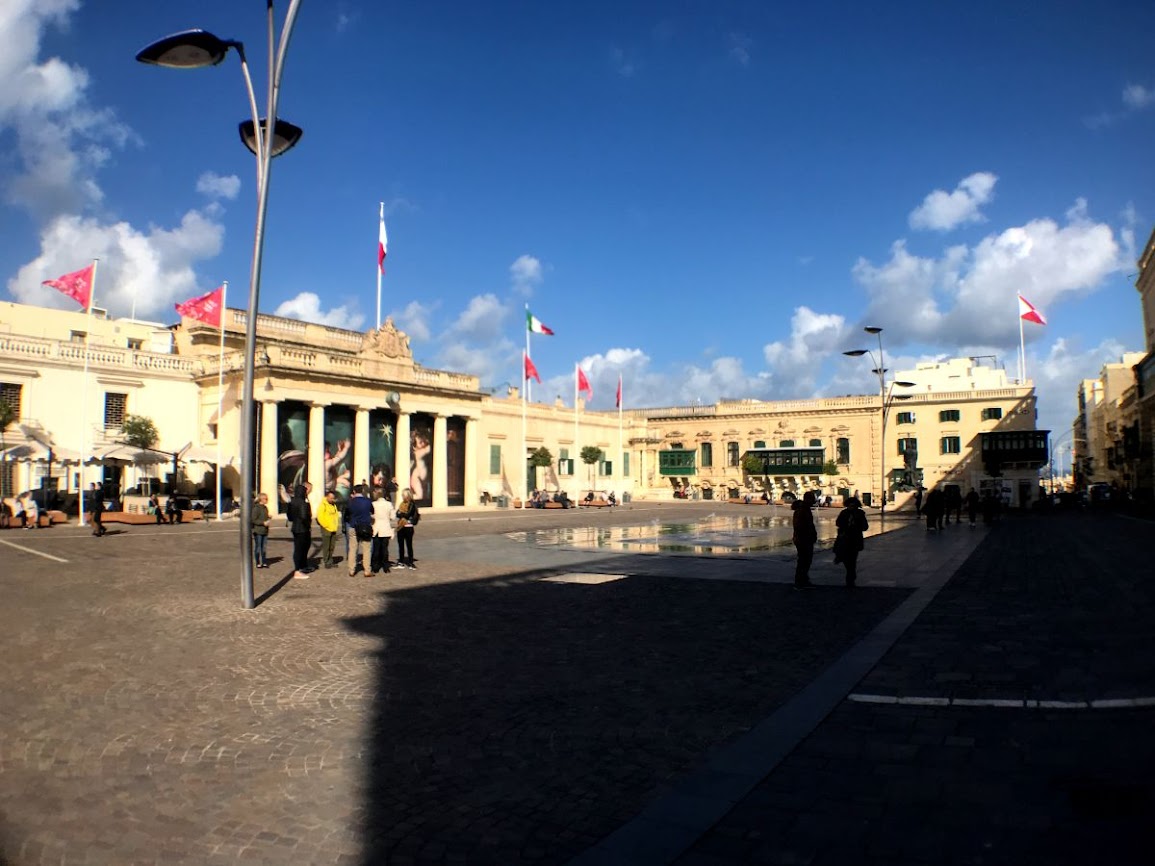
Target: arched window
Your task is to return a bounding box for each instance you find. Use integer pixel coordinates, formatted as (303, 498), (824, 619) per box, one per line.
(779, 439), (794, 447)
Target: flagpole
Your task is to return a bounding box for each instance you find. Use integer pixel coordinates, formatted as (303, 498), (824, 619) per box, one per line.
(522, 352), (528, 502)
(617, 374), (623, 493)
(376, 201), (384, 328)
(574, 363), (580, 496)
(216, 281), (227, 522)
(524, 304), (532, 404)
(78, 259), (98, 528)
(1018, 304), (1026, 384)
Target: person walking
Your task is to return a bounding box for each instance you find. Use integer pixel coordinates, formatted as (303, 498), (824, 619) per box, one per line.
(345, 485), (374, 577)
(370, 488), (396, 575)
(965, 487), (981, 527)
(251, 492), (272, 569)
(395, 488), (421, 569)
(791, 490), (817, 590)
(834, 496), (869, 587)
(316, 489), (341, 569)
(287, 484), (312, 579)
(89, 485), (105, 537)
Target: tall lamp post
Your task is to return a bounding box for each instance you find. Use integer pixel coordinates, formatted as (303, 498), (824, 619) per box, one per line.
(137, 2), (305, 609)
(843, 327), (914, 525)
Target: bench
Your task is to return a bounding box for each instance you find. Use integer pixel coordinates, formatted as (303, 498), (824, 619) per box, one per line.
(578, 500), (613, 507)
(728, 498), (769, 505)
(102, 510), (204, 525)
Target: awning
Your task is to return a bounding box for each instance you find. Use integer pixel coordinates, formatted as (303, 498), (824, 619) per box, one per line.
(0, 441), (84, 464)
(92, 445), (173, 467)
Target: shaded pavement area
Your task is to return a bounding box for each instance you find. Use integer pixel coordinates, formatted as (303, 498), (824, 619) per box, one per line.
(0, 504), (1151, 863)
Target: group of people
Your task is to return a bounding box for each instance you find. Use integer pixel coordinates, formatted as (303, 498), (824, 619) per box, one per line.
(791, 492), (868, 590)
(5, 492), (41, 529)
(272, 482), (420, 580)
(527, 489), (573, 508)
(914, 485), (998, 529)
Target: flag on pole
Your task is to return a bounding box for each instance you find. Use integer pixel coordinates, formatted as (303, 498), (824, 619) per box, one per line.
(577, 365), (593, 399)
(524, 352), (542, 383)
(615, 374), (622, 409)
(1018, 294), (1047, 325)
(378, 214), (388, 274)
(527, 309), (554, 335)
(42, 264), (95, 309)
(175, 286), (225, 327)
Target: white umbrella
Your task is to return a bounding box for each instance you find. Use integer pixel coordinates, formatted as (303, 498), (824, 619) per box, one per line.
(92, 445), (173, 467)
(1, 441), (84, 464)
(181, 444), (239, 467)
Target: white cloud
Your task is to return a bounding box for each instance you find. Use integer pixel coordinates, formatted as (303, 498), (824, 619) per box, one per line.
(1122, 83), (1154, 110)
(856, 201), (1124, 349)
(909, 172), (997, 232)
(762, 307), (851, 397)
(610, 46), (638, 78)
(1032, 336), (1130, 435)
(8, 209), (225, 317)
(0, 0), (133, 218)
(448, 293), (508, 341)
(393, 300), (433, 342)
(509, 254), (543, 296)
(274, 292), (365, 330)
(728, 33), (752, 67)
(196, 171), (240, 201)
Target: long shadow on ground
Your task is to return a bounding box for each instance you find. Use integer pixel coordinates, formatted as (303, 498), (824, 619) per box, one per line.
(344, 565), (909, 864)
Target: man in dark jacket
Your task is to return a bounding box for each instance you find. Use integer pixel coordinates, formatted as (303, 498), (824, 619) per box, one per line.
(91, 483), (106, 537)
(287, 484), (313, 578)
(791, 491), (818, 590)
(345, 485), (374, 577)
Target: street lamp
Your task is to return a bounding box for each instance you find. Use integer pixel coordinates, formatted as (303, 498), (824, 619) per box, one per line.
(843, 327), (914, 525)
(137, 2), (305, 609)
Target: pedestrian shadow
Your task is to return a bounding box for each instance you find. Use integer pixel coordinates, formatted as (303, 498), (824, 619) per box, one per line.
(342, 559), (908, 864)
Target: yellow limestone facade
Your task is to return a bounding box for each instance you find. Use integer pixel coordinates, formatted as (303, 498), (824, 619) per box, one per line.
(1, 300), (1044, 511)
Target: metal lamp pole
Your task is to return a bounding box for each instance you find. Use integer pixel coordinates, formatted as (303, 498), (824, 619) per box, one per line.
(844, 327), (913, 527)
(137, 0), (305, 608)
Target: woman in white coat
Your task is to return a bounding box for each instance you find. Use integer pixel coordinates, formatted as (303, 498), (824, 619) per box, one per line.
(370, 488), (397, 575)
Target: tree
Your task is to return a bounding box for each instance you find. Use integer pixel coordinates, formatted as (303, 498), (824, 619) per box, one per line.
(122, 415), (159, 450)
(580, 445), (603, 491)
(0, 400), (16, 498)
(822, 459), (839, 475)
(529, 446), (553, 468)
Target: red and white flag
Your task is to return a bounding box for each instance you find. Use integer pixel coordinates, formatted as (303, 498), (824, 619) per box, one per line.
(378, 215), (388, 275)
(1018, 294), (1046, 325)
(175, 286), (225, 328)
(524, 352), (541, 384)
(615, 374), (622, 409)
(577, 365), (593, 399)
(42, 264), (94, 309)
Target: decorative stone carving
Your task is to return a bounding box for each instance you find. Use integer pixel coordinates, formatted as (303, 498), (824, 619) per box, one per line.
(363, 317), (412, 359)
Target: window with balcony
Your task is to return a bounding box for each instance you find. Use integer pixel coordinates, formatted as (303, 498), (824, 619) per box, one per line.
(941, 436), (961, 454)
(981, 407), (1003, 421)
(836, 437), (850, 464)
(895, 411), (915, 425)
(939, 409), (960, 423)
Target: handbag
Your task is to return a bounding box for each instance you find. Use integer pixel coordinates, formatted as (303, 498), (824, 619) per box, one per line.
(355, 523), (373, 541)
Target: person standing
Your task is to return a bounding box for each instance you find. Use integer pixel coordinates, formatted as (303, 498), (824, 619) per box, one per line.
(370, 488), (397, 575)
(834, 497), (869, 587)
(89, 485), (105, 537)
(923, 487), (944, 531)
(791, 490), (817, 590)
(287, 484), (312, 579)
(251, 492), (272, 569)
(395, 488), (421, 569)
(316, 489), (341, 569)
(345, 485), (374, 577)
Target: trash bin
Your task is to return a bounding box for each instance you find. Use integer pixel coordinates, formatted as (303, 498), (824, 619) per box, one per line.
(496, 495), (509, 508)
(622, 492), (631, 503)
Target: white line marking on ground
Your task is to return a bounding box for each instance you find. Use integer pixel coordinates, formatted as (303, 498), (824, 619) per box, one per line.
(848, 693), (1152, 710)
(0, 538), (69, 562)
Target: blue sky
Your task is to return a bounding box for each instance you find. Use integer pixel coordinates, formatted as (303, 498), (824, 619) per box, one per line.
(2, 0), (1153, 438)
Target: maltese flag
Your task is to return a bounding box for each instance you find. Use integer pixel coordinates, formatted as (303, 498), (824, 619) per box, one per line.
(1018, 294), (1046, 325)
(577, 365), (593, 400)
(378, 214), (388, 275)
(43, 264), (95, 309)
(524, 352), (541, 384)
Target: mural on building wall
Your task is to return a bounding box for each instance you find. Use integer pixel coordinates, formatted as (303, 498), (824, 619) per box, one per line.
(277, 401), (309, 503)
(368, 409), (397, 493)
(324, 406), (355, 501)
(446, 417), (465, 506)
(409, 412), (434, 507)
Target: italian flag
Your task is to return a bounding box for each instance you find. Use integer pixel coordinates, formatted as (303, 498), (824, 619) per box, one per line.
(527, 309), (554, 335)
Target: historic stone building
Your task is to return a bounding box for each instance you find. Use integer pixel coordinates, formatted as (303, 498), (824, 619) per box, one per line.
(2, 299), (1047, 512)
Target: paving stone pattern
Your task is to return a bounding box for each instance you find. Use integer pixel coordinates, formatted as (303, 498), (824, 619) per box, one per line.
(0, 505), (906, 865)
(677, 512), (1155, 865)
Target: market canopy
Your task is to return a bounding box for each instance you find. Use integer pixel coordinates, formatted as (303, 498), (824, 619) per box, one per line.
(91, 445), (173, 467)
(0, 441), (84, 464)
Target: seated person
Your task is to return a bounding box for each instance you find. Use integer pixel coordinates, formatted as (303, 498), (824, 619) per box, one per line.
(165, 496), (183, 524)
(607, 491), (617, 506)
(554, 492), (570, 508)
(584, 491), (595, 503)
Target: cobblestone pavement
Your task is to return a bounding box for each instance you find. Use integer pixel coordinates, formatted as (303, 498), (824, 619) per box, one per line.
(675, 512), (1155, 865)
(0, 503), (917, 865)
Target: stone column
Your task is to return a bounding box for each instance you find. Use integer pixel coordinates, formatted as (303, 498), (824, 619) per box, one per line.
(432, 414), (448, 509)
(308, 402), (327, 493)
(260, 400), (279, 510)
(354, 407), (371, 488)
(464, 417), (479, 507)
(395, 411), (411, 494)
